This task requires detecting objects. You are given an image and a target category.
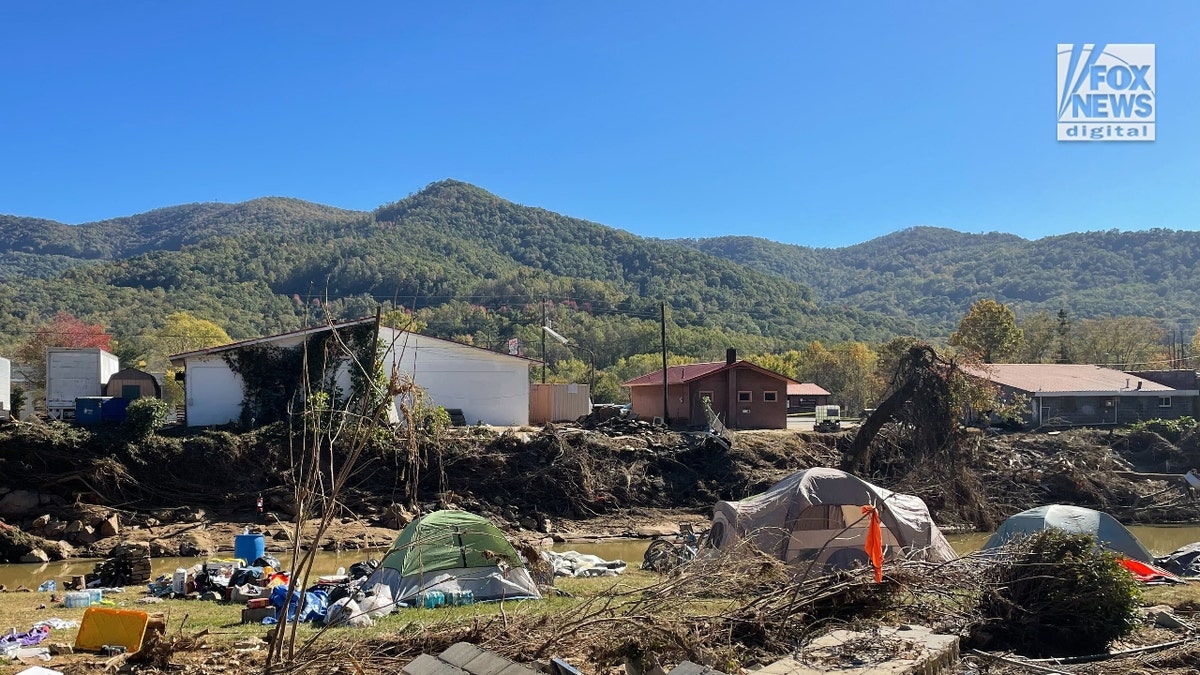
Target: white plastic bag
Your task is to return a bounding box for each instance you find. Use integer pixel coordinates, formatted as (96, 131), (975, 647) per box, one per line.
(360, 583), (395, 619)
(326, 597), (373, 628)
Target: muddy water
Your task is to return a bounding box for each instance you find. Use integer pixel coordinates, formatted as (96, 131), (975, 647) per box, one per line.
(552, 525), (1200, 564)
(0, 549), (384, 590)
(2, 525), (1198, 589)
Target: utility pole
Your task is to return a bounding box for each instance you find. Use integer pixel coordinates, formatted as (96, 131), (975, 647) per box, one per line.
(541, 299), (547, 384)
(661, 301), (669, 427)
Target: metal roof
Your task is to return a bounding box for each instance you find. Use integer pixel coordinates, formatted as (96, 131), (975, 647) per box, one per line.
(623, 360), (796, 387)
(787, 382), (832, 396)
(961, 363), (1184, 394)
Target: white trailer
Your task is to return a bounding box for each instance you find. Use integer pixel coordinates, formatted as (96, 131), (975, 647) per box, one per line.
(46, 348), (120, 420)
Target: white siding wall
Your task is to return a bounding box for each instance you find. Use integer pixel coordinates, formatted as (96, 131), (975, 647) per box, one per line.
(183, 327), (531, 427)
(0, 357), (10, 413)
(183, 355), (245, 426)
(380, 329), (530, 426)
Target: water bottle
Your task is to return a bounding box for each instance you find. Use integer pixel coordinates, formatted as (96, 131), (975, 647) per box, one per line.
(460, 590), (474, 606)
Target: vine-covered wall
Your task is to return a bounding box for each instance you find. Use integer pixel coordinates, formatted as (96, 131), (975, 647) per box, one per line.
(222, 323), (378, 426)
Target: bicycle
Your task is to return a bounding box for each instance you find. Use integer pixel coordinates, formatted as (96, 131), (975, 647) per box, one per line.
(640, 524), (706, 574)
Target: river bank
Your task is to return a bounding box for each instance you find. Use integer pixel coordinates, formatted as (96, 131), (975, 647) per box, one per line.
(2, 419), (1199, 565)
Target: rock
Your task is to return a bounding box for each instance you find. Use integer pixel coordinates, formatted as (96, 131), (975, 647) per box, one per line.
(272, 528), (292, 542)
(64, 520), (83, 535)
(50, 540), (75, 559)
(538, 518), (553, 534)
(1145, 604), (1192, 630)
(382, 503), (415, 529)
(551, 534), (566, 543)
(98, 514), (120, 538)
(519, 517), (538, 531)
(31, 514), (51, 528)
(145, 518), (159, 528)
(20, 548), (50, 563)
(45, 520), (67, 538)
(75, 525), (97, 544)
(0, 489), (41, 517)
(635, 524), (680, 538)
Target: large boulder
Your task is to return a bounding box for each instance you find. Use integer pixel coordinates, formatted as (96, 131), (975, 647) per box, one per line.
(98, 514), (120, 538)
(20, 548), (50, 564)
(0, 490), (41, 517)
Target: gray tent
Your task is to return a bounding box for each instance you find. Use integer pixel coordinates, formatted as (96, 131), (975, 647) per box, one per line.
(709, 467), (957, 571)
(982, 504), (1153, 564)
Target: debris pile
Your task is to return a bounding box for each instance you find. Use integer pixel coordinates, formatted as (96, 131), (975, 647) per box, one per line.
(93, 541), (153, 586)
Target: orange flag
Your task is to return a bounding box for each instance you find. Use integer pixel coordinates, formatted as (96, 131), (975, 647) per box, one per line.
(862, 505), (883, 583)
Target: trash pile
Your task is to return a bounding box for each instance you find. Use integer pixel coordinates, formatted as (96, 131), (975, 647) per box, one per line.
(542, 550), (627, 578)
(575, 406), (656, 434)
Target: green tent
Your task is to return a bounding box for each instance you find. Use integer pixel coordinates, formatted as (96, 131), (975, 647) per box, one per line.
(366, 510), (541, 604)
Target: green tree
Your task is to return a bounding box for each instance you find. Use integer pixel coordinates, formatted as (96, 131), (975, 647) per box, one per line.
(949, 299), (1024, 363)
(1019, 310), (1058, 363)
(1055, 309), (1074, 363)
(1072, 316), (1165, 368)
(150, 312), (232, 365)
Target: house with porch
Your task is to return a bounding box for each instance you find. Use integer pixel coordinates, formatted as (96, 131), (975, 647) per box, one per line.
(622, 349), (795, 429)
(961, 363), (1198, 428)
(170, 318), (536, 428)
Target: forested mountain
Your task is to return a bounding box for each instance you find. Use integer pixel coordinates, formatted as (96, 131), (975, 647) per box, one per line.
(0, 181), (918, 373)
(676, 226), (1200, 331)
(0, 180), (1194, 384)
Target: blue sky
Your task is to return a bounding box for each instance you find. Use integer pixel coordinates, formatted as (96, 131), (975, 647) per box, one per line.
(1, 2), (1197, 248)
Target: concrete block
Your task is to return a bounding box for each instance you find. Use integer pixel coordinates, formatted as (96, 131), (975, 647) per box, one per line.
(758, 625), (959, 675)
(440, 643), (487, 668)
(405, 654), (469, 675)
(668, 663), (728, 675)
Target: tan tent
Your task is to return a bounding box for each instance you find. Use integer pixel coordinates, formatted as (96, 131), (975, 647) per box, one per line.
(709, 467), (957, 570)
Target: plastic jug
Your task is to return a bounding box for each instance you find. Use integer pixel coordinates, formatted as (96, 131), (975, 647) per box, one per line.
(172, 568), (188, 595)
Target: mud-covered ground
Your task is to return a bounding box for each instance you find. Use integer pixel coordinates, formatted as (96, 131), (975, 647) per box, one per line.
(1, 417), (1198, 562)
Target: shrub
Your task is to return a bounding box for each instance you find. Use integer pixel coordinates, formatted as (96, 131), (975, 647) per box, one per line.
(125, 398), (171, 437)
(974, 529), (1140, 657)
(1129, 416), (1197, 443)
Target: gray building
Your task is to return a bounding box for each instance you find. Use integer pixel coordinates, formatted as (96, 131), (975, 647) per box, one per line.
(962, 363), (1198, 428)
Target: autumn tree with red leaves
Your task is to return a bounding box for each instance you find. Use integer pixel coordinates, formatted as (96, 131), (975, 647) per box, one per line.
(15, 311), (114, 393)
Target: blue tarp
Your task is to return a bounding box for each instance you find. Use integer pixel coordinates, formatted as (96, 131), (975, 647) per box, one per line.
(264, 585), (328, 624)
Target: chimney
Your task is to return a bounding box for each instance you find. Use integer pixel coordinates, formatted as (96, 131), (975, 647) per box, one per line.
(726, 348), (737, 365)
(1136, 381), (1143, 390)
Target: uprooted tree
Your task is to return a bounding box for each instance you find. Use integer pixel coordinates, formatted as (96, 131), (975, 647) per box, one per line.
(843, 343), (1017, 529)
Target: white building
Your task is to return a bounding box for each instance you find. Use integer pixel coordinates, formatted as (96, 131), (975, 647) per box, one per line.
(0, 357), (10, 418)
(169, 318), (535, 428)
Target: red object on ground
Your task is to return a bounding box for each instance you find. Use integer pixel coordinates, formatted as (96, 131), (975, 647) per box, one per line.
(1117, 557), (1182, 584)
(862, 505), (884, 583)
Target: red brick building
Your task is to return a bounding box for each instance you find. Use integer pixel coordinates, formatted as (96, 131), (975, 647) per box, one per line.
(623, 349), (795, 429)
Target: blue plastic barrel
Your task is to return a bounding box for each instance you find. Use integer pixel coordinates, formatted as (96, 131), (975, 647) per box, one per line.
(234, 533), (265, 565)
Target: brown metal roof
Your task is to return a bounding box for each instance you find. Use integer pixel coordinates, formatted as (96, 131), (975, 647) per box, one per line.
(623, 360), (795, 387)
(787, 382), (831, 396)
(961, 363), (1180, 394)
